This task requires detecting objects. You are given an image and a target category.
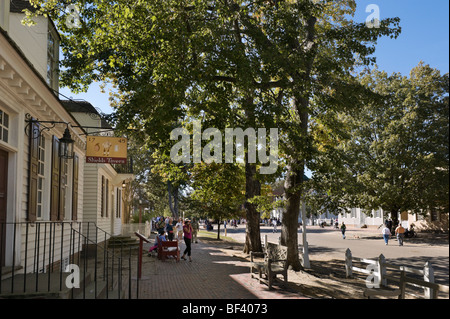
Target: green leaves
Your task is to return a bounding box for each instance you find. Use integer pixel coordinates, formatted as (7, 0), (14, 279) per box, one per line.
(190, 162), (245, 220)
(334, 63), (448, 215)
(26, 0), (413, 225)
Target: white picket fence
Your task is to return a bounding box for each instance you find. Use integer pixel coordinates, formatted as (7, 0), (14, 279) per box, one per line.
(345, 248), (449, 299)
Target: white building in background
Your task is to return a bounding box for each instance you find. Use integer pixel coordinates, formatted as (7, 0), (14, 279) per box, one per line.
(339, 208), (449, 232)
(338, 208), (385, 229)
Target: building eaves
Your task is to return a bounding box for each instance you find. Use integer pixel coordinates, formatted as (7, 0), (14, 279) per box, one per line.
(0, 26), (86, 136)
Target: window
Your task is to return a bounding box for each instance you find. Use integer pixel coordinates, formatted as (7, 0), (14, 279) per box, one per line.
(374, 209), (382, 218)
(105, 179), (109, 217)
(60, 158), (69, 219)
(72, 155), (79, 221)
(416, 211), (425, 221)
(37, 135), (45, 219)
(101, 176), (105, 217)
(101, 176), (109, 217)
(0, 109), (9, 143)
(116, 189), (122, 218)
(431, 210), (439, 222)
(47, 27), (59, 91)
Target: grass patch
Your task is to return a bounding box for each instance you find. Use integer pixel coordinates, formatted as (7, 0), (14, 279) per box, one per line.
(198, 230), (236, 242)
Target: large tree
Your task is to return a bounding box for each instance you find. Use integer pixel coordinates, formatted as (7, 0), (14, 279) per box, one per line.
(27, 0), (400, 270)
(190, 162), (245, 239)
(338, 63), (448, 220)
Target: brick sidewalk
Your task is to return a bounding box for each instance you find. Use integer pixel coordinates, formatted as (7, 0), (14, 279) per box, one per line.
(134, 239), (308, 299)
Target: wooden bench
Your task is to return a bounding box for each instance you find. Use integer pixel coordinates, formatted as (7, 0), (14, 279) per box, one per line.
(157, 240), (180, 262)
(250, 242), (288, 290)
(363, 270), (449, 299)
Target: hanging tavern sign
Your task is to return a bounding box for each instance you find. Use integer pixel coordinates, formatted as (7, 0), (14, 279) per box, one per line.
(86, 136), (128, 164)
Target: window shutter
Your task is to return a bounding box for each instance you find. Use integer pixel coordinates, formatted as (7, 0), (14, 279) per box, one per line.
(27, 121), (39, 222)
(72, 154), (79, 220)
(59, 158), (66, 221)
(101, 175), (105, 217)
(105, 178), (109, 217)
(50, 136), (60, 221)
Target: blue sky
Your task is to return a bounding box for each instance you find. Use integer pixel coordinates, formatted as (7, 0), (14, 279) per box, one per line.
(60, 0), (450, 114)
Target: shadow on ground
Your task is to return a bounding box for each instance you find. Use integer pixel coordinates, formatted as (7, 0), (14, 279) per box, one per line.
(199, 233), (449, 299)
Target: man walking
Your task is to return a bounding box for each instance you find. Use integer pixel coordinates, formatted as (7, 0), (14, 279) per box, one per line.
(395, 222), (405, 246)
(340, 222), (346, 239)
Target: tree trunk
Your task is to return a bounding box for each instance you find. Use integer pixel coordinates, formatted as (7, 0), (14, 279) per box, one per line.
(390, 208), (400, 230)
(281, 14), (317, 271)
(168, 181), (179, 219)
(243, 162), (262, 254)
(282, 159), (303, 271)
(281, 94), (309, 271)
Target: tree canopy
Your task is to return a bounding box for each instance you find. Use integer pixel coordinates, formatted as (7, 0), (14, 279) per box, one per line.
(343, 63), (448, 218)
(26, 0), (401, 269)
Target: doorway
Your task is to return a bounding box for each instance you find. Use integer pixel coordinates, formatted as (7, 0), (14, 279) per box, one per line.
(0, 149), (8, 266)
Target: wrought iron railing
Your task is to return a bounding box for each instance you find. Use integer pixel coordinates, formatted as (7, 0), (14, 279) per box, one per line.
(0, 221), (140, 299)
(112, 157), (134, 174)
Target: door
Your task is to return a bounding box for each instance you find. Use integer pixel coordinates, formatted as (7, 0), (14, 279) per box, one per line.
(0, 149), (8, 266)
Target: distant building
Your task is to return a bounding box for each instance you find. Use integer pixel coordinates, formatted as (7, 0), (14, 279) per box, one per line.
(61, 100), (134, 239)
(339, 208), (449, 232)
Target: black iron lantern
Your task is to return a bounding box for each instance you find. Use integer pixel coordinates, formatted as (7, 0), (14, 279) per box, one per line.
(59, 127), (74, 159)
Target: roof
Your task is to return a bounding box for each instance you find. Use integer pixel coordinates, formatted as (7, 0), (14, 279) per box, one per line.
(61, 99), (98, 114)
(9, 0), (61, 41)
(0, 27), (86, 137)
(60, 100), (113, 129)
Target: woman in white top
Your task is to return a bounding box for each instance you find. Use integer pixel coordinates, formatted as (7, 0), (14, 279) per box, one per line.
(382, 226), (391, 245)
(175, 218), (184, 241)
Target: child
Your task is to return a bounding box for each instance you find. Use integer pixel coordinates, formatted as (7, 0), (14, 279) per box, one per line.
(148, 230), (166, 256)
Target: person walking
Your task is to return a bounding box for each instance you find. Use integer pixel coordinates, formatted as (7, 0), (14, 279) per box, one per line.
(175, 217), (184, 241)
(382, 225), (391, 245)
(340, 222), (346, 239)
(272, 219), (277, 233)
(166, 217), (174, 241)
(191, 217), (199, 243)
(181, 218), (193, 262)
(395, 222), (405, 246)
(223, 220), (227, 237)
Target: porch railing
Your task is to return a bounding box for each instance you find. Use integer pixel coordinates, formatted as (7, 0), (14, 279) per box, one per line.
(0, 221), (141, 299)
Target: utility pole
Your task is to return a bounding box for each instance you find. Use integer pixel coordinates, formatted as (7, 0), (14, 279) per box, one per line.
(301, 200), (310, 268)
